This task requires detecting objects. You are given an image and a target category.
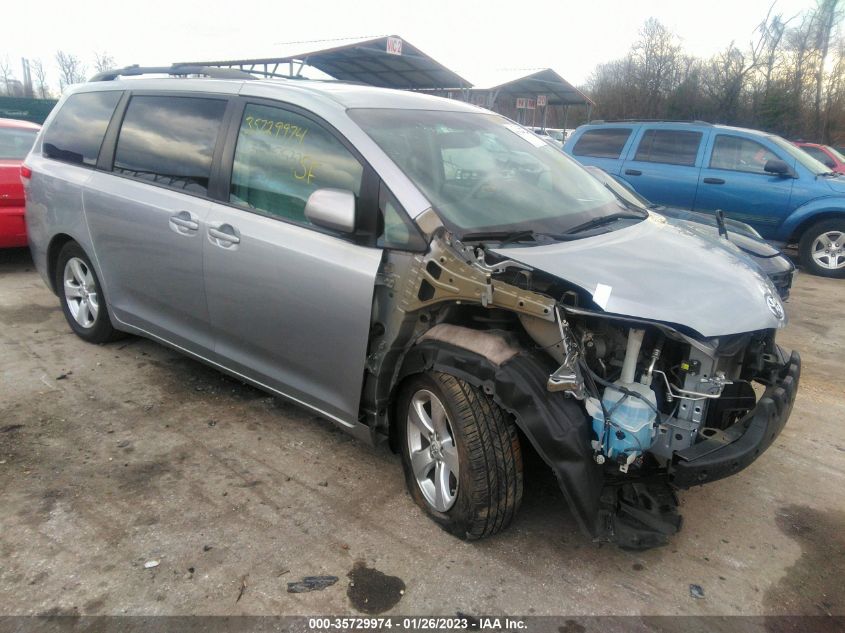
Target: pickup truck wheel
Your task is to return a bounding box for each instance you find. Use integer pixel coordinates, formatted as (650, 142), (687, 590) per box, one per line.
(799, 219), (845, 278)
(398, 371), (523, 540)
(56, 242), (124, 343)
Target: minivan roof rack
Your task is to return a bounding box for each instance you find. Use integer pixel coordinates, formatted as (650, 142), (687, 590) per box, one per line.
(588, 119), (713, 125)
(90, 64), (256, 82)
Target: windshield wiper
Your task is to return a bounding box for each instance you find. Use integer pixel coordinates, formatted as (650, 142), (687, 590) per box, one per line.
(461, 211), (648, 245)
(716, 209), (729, 239)
(562, 210), (648, 235)
(459, 230), (540, 245)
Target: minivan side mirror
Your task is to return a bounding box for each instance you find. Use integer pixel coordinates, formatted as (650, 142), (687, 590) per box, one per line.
(304, 188), (356, 234)
(764, 158), (793, 177)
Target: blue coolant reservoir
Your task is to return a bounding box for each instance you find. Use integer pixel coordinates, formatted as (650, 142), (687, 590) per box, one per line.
(590, 382), (657, 463)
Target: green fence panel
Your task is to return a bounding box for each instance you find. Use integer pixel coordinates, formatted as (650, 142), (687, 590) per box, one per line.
(0, 97), (59, 125)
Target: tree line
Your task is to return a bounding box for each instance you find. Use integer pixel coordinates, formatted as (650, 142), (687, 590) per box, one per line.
(586, 0), (844, 144)
(2, 2), (843, 145)
(0, 52), (115, 100)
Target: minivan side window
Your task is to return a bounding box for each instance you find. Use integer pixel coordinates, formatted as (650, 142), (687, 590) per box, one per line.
(43, 91), (122, 166)
(572, 128), (632, 159)
(113, 96), (227, 195)
(709, 135), (779, 174)
(634, 129), (702, 166)
(229, 104), (363, 226)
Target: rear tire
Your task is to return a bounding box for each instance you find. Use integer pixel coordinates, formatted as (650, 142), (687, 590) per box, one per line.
(398, 371), (523, 540)
(55, 242), (124, 343)
(798, 218), (845, 278)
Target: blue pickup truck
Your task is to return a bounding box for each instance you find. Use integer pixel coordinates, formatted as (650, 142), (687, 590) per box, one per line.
(563, 121), (845, 277)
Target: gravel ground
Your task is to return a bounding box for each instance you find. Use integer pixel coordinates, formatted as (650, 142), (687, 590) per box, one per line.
(0, 247), (842, 617)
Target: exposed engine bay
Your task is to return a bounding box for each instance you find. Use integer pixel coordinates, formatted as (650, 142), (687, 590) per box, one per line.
(529, 309), (788, 474)
(363, 220), (801, 548)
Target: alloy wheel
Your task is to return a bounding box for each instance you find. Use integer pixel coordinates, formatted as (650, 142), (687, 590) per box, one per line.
(811, 230), (845, 270)
(63, 257), (99, 328)
(406, 389), (459, 512)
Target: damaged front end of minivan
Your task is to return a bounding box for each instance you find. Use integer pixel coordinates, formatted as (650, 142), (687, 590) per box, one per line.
(362, 211), (800, 549)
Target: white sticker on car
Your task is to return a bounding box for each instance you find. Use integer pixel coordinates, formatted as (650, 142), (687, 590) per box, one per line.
(593, 283), (612, 309)
(503, 123), (547, 148)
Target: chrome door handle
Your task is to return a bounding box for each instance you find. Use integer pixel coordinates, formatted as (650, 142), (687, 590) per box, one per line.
(208, 225), (241, 245)
(169, 211), (199, 231)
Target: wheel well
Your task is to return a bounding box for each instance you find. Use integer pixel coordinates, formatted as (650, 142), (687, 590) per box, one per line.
(386, 324), (528, 451)
(386, 373), (411, 453)
(790, 211), (845, 244)
(46, 233), (75, 294)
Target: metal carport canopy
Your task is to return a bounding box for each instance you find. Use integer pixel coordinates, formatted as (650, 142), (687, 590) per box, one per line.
(186, 35), (471, 91)
(472, 68), (594, 106)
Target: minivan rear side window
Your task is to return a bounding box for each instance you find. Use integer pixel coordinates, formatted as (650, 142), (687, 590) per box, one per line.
(572, 128), (632, 158)
(634, 129), (702, 166)
(113, 96), (227, 195)
(43, 91), (122, 166)
(229, 103), (363, 226)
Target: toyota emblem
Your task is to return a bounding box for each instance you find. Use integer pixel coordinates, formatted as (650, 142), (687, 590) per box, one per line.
(766, 294), (785, 320)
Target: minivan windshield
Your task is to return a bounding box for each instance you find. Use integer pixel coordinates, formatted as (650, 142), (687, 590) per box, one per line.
(349, 108), (626, 238)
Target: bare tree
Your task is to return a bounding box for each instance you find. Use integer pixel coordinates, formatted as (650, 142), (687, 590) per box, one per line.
(29, 59), (51, 99)
(55, 51), (86, 90)
(821, 36), (845, 140)
(0, 56), (14, 96)
(702, 39), (763, 123)
(586, 5), (845, 144)
(757, 4), (795, 98)
(93, 51), (116, 74)
(812, 0), (843, 137)
(588, 19), (684, 120)
(631, 18), (682, 117)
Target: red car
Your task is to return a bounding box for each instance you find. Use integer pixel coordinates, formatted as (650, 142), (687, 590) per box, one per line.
(0, 118), (41, 248)
(794, 141), (845, 175)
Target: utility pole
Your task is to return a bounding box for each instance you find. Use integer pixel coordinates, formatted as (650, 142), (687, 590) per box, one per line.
(21, 58), (33, 97)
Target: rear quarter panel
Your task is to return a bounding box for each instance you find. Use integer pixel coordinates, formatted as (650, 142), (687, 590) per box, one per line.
(24, 153), (97, 292)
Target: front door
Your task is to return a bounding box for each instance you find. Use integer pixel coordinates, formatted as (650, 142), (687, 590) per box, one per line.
(203, 101), (382, 426)
(693, 133), (794, 239)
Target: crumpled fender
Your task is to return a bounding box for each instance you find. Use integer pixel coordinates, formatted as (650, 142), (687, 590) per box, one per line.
(777, 196), (845, 242)
(398, 334), (604, 539)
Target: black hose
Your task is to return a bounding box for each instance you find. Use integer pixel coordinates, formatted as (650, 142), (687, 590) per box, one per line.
(581, 360), (661, 415)
(579, 358), (613, 456)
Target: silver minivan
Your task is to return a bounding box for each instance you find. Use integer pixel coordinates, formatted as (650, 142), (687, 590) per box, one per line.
(25, 66), (800, 549)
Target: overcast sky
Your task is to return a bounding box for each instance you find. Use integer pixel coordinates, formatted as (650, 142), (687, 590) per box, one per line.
(3, 0), (818, 91)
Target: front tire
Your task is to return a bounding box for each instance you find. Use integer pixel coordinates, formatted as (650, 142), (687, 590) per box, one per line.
(56, 242), (123, 343)
(799, 219), (845, 278)
(398, 371), (523, 540)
